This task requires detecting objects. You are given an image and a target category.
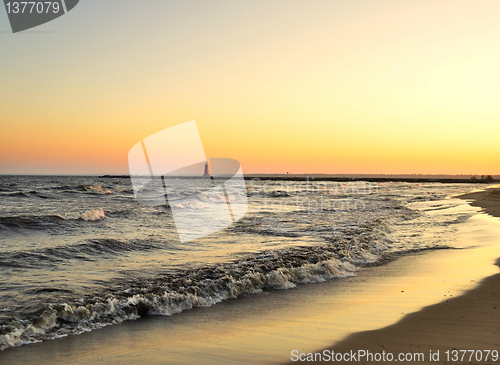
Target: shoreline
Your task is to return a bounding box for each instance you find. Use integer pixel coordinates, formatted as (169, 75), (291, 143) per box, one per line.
(3, 247), (496, 365)
(458, 188), (500, 218)
(304, 188), (500, 364)
(299, 265), (500, 364)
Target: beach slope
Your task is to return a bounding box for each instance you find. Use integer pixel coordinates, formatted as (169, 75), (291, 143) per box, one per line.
(309, 188), (500, 364)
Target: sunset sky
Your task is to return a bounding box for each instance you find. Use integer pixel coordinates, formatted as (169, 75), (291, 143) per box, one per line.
(1, 0), (499, 175)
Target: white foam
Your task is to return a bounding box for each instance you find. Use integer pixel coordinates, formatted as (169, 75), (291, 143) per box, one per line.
(58, 208), (106, 221)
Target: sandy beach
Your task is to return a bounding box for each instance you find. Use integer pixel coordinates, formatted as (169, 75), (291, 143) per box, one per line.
(460, 188), (500, 218)
(309, 265), (500, 364)
(307, 188), (500, 364)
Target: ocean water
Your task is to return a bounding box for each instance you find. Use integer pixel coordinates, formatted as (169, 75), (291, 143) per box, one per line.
(0, 176), (483, 351)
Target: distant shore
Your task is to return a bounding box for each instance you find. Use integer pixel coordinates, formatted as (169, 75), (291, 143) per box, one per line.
(306, 188), (500, 364)
(99, 174), (498, 184)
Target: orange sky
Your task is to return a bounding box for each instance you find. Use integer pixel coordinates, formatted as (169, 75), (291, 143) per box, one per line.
(1, 0), (499, 175)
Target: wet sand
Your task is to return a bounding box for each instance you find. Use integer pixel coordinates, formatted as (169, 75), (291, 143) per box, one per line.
(460, 188), (500, 218)
(308, 188), (500, 364)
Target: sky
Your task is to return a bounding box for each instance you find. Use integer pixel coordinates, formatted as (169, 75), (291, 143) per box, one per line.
(1, 0), (499, 175)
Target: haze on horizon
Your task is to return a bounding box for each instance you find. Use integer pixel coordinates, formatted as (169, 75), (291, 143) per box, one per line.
(1, 0), (499, 176)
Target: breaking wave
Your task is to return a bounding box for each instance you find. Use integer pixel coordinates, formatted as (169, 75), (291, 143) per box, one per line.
(0, 209), (106, 231)
(0, 251), (357, 351)
(57, 208), (106, 221)
(0, 238), (163, 269)
(0, 235), (453, 351)
(0, 176), (481, 352)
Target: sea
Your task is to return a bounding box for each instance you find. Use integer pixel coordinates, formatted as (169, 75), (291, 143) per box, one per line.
(0, 175), (485, 351)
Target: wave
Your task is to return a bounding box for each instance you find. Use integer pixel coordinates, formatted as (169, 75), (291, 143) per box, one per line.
(30, 191), (50, 199)
(246, 189), (292, 197)
(0, 190), (50, 199)
(0, 209), (106, 231)
(0, 178), (479, 352)
(0, 215), (65, 229)
(267, 190), (292, 197)
(48, 185), (113, 195)
(0, 249), (357, 351)
(0, 205), (466, 352)
(0, 238), (162, 269)
(57, 208), (106, 221)
(0, 191), (30, 198)
(80, 185), (112, 194)
(0, 239), (457, 352)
